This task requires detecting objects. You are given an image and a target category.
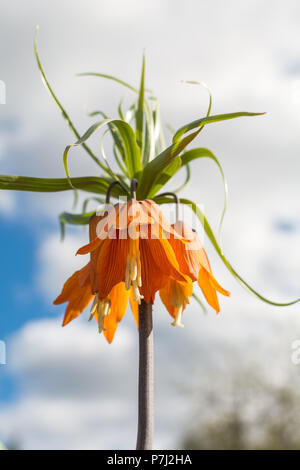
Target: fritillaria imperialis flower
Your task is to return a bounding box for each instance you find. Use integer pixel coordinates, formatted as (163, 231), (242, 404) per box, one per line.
(54, 199), (190, 341)
(54, 200), (230, 340)
(159, 221), (230, 328)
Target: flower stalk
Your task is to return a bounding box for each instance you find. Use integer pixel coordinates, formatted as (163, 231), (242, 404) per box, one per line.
(136, 299), (154, 450)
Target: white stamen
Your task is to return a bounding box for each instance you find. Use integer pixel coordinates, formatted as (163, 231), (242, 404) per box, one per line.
(94, 298), (111, 334)
(130, 257), (138, 281)
(137, 255), (142, 287)
(132, 280), (144, 304)
(171, 306), (184, 328)
(125, 243), (143, 299)
(89, 295), (99, 320)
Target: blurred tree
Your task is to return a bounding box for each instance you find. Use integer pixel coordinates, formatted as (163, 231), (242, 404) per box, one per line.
(182, 374), (300, 450)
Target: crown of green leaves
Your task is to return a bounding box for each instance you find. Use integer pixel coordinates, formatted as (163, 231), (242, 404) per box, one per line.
(0, 28), (299, 308)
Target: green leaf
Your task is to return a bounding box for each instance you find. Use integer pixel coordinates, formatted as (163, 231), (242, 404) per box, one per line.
(181, 147), (228, 242)
(89, 111), (125, 162)
(78, 72), (138, 92)
(142, 100), (155, 165)
(113, 145), (129, 177)
(82, 196), (105, 214)
(173, 111), (265, 143)
(34, 27), (109, 174)
(182, 80), (212, 118)
(112, 120), (142, 178)
(135, 55), (145, 151)
(192, 292), (207, 313)
(63, 118), (116, 186)
(88, 110), (129, 175)
(0, 175), (128, 196)
(155, 196), (300, 307)
(174, 163), (191, 194)
(63, 119), (141, 185)
(148, 155), (182, 198)
(125, 102), (136, 124)
(59, 210), (95, 240)
(72, 188), (79, 209)
(137, 129), (200, 199)
(151, 97), (166, 154)
(118, 98), (125, 120)
(139, 109), (265, 199)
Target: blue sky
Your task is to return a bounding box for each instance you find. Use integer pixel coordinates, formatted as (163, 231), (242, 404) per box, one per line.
(1, 0), (300, 450)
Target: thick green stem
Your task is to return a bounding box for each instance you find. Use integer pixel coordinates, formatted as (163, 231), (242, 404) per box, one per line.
(136, 300), (154, 450)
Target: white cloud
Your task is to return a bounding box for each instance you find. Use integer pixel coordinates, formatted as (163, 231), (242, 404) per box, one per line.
(0, 317), (138, 449)
(36, 232), (88, 299)
(0, 191), (16, 216)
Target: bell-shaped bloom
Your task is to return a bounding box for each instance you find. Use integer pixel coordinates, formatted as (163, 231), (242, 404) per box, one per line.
(77, 200), (186, 304)
(168, 221), (230, 313)
(54, 200), (186, 341)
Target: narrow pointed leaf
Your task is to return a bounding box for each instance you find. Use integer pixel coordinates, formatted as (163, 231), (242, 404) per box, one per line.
(142, 100), (155, 165)
(34, 27), (108, 173)
(88, 110), (128, 174)
(148, 156), (181, 198)
(82, 196), (105, 214)
(0, 175), (128, 196)
(63, 119), (141, 185)
(174, 163), (191, 193)
(112, 120), (142, 178)
(152, 97), (166, 153)
(192, 292), (207, 313)
(59, 210), (95, 240)
(78, 72), (138, 92)
(155, 196), (300, 307)
(173, 111), (265, 143)
(135, 55), (145, 150)
(137, 129), (200, 199)
(181, 147), (228, 241)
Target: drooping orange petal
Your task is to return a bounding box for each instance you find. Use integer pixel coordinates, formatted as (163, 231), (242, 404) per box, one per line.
(141, 200), (183, 238)
(96, 236), (129, 299)
(76, 236), (104, 255)
(53, 262), (94, 326)
(159, 277), (193, 318)
(88, 214), (104, 294)
(139, 240), (169, 303)
(198, 268), (221, 313)
(170, 221), (230, 312)
(139, 237), (185, 303)
(209, 276), (230, 297)
(169, 221), (206, 280)
(195, 243), (213, 275)
(159, 279), (175, 318)
(168, 235), (199, 281)
(53, 263), (89, 304)
(78, 261), (92, 287)
(103, 282), (129, 343)
(76, 213), (107, 256)
(147, 237), (186, 282)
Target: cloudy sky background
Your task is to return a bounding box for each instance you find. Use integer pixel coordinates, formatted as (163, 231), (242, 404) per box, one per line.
(1, 0), (300, 449)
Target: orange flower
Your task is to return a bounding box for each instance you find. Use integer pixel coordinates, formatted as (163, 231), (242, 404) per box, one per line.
(169, 221), (230, 313)
(54, 200), (186, 342)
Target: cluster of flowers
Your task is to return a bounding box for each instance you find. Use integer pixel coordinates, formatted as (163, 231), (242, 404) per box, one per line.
(54, 199), (229, 343)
